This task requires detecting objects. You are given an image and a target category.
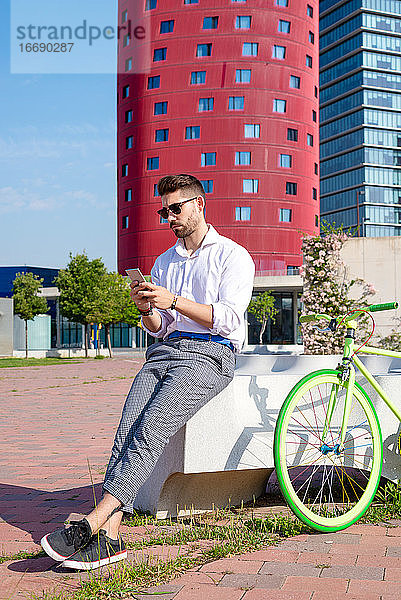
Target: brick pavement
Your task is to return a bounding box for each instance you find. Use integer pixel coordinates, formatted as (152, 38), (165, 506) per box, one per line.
(0, 357), (401, 600)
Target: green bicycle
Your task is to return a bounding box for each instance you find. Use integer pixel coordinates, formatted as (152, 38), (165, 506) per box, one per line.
(273, 301), (400, 532)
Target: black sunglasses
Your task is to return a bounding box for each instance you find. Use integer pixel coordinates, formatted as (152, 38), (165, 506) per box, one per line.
(157, 197), (198, 220)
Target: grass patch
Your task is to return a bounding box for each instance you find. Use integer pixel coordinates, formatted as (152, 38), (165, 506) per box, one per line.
(0, 549), (46, 564)
(0, 357), (83, 368)
(362, 480), (401, 524)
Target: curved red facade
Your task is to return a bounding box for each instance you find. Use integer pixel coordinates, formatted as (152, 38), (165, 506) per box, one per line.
(118, 0), (319, 276)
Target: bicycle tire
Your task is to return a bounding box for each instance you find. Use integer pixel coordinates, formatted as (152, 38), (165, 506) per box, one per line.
(274, 369), (382, 532)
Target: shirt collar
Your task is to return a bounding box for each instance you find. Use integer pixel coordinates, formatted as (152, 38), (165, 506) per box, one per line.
(174, 224), (220, 257)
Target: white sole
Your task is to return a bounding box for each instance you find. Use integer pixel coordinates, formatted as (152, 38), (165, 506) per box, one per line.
(41, 534), (71, 562)
(63, 549), (127, 570)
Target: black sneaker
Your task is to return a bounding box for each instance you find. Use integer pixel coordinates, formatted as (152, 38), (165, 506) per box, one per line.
(63, 530), (127, 570)
(41, 518), (92, 562)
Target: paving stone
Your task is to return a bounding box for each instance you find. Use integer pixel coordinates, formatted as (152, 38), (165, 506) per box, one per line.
(346, 523), (387, 536)
(384, 546), (401, 557)
(297, 552), (357, 566)
(173, 571), (225, 585)
(384, 567), (401, 581)
(259, 561), (318, 577)
(282, 575), (348, 593)
(312, 592), (381, 600)
(239, 549), (299, 563)
(200, 558), (263, 574)
(123, 583), (183, 600)
(305, 533), (361, 545)
(277, 540), (331, 554)
(242, 591), (312, 600)
(357, 555), (401, 568)
(348, 579), (401, 596)
(329, 543), (387, 556)
(319, 564), (384, 580)
(174, 584), (244, 599)
(218, 573), (285, 590)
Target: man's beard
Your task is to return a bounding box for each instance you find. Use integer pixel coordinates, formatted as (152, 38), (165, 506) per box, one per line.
(171, 212), (199, 238)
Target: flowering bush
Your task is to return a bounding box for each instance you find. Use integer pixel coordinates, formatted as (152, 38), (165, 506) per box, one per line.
(301, 224), (375, 354)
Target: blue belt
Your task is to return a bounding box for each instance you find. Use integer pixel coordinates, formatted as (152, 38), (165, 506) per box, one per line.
(167, 331), (234, 351)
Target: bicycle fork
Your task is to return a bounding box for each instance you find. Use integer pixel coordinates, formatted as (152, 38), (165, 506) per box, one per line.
(320, 322), (357, 456)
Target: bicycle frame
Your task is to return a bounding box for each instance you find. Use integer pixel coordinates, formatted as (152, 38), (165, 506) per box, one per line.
(337, 326), (401, 446)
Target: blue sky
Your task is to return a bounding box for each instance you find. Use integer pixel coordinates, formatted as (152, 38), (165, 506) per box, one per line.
(0, 1), (119, 270)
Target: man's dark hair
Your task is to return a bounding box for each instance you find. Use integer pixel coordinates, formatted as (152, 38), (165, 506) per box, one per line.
(157, 174), (206, 199)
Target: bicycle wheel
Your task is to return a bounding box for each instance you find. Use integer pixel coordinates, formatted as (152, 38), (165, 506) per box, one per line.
(274, 369), (382, 532)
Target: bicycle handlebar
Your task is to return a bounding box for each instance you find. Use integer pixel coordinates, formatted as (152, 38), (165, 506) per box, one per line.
(368, 302), (398, 312)
(299, 301), (398, 325)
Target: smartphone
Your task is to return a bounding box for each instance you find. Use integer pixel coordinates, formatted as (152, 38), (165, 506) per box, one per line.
(125, 268), (146, 284)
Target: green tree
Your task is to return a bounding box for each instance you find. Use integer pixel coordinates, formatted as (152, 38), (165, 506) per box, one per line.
(55, 252), (107, 357)
(248, 291), (279, 344)
(89, 272), (141, 357)
(12, 272), (49, 358)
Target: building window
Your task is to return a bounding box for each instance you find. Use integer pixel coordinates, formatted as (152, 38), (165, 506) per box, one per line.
(191, 71), (206, 84)
(145, 0), (157, 9)
(273, 98), (287, 112)
(279, 154), (292, 168)
(236, 69), (251, 83)
(314, 162), (318, 174)
(243, 42), (258, 56)
(235, 151), (251, 165)
(122, 215), (129, 229)
(154, 101), (167, 115)
(229, 96), (244, 110)
(185, 126), (200, 139)
(309, 31), (315, 44)
(273, 45), (286, 59)
(197, 43), (212, 57)
(286, 182), (297, 195)
(147, 157), (159, 170)
(290, 75), (300, 88)
(306, 54), (312, 68)
(160, 215), (168, 224)
(125, 189), (132, 202)
(307, 133), (313, 146)
(199, 97), (214, 111)
(201, 152), (216, 166)
(154, 184), (160, 196)
(307, 4), (313, 17)
(126, 136), (134, 149)
(235, 207), (251, 221)
(203, 16), (219, 29)
(153, 48), (167, 62)
(313, 187), (317, 200)
(125, 110), (133, 123)
(243, 178), (259, 193)
(236, 16), (251, 29)
(315, 214), (319, 226)
(122, 85), (130, 99)
(287, 128), (298, 141)
(314, 86), (318, 98)
(123, 34), (130, 47)
(244, 123), (260, 138)
(201, 179), (213, 193)
(312, 109), (317, 122)
(278, 19), (291, 33)
(125, 58), (132, 72)
(160, 20), (174, 33)
(184, 0), (198, 3)
(122, 10), (128, 23)
(122, 164), (128, 177)
(155, 128), (169, 142)
(148, 75), (160, 89)
(276, 0), (288, 5)
(280, 208), (292, 222)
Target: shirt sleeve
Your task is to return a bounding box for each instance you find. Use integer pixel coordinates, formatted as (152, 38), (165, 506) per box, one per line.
(210, 247), (255, 337)
(140, 262), (175, 339)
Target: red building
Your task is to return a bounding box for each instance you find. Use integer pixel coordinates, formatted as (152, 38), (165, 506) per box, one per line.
(117, 0), (320, 276)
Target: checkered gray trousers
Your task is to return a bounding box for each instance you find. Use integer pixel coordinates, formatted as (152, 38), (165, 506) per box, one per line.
(103, 339), (235, 511)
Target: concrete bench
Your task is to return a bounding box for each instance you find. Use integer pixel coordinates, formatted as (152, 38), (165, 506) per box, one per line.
(133, 354), (401, 518)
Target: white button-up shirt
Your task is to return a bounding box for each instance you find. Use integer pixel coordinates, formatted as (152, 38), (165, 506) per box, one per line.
(141, 225), (255, 352)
